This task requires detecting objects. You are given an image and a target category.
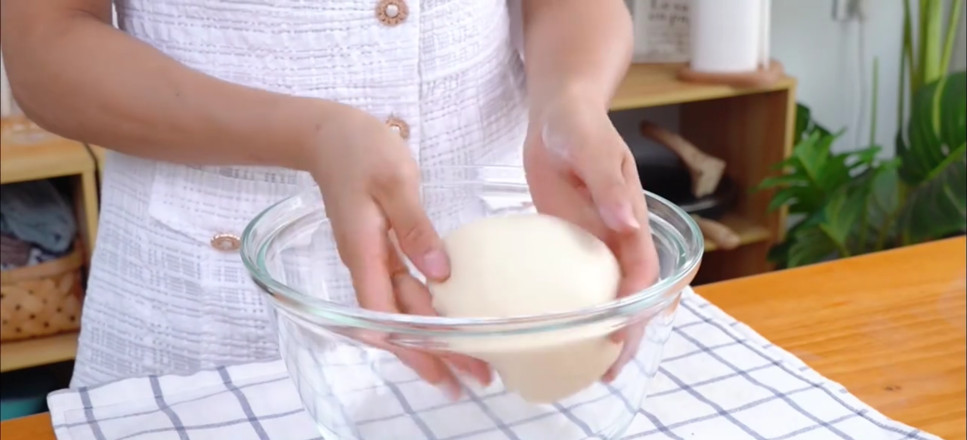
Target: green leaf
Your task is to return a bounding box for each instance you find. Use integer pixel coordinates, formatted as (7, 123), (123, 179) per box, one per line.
(938, 73), (967, 151)
(778, 165), (895, 268)
(898, 144), (967, 243)
(793, 103), (834, 147)
(757, 128), (856, 216)
(793, 131), (834, 184)
(899, 71), (967, 184)
(896, 71), (967, 243)
(769, 157), (798, 172)
(818, 153), (852, 192)
(846, 145), (883, 170)
(865, 161), (903, 250)
(768, 210), (828, 268)
(920, 0), (944, 86)
(787, 228), (839, 267)
(755, 174), (808, 190)
(794, 103), (811, 146)
(768, 186), (826, 214)
(820, 184), (868, 251)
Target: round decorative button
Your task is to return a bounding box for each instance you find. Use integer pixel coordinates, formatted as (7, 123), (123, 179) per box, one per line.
(376, 0), (408, 26)
(210, 233), (241, 252)
(386, 116), (410, 140)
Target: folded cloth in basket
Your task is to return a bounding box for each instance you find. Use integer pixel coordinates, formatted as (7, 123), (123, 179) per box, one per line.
(0, 180), (76, 254)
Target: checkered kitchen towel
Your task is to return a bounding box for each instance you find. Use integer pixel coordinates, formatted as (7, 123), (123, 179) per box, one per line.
(47, 288), (941, 440)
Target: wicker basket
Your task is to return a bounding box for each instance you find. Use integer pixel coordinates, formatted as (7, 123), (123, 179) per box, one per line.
(0, 243), (84, 342)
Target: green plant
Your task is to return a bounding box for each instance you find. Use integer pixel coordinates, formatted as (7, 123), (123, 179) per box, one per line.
(899, 0), (964, 127)
(759, 0), (966, 268)
(760, 71), (964, 268)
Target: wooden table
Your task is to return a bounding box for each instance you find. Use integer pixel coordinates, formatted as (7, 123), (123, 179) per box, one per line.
(700, 236), (966, 439)
(3, 237), (964, 440)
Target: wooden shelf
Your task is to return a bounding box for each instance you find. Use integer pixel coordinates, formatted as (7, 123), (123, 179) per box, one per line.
(1, 119), (98, 373)
(0, 332), (78, 373)
(1, 121), (95, 185)
(88, 144), (106, 182)
(610, 63), (795, 111)
(607, 63), (797, 281)
(88, 144), (106, 165)
(702, 213), (771, 252)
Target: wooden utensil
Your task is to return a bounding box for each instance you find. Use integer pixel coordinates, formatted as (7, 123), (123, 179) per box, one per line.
(639, 121), (726, 198)
(692, 214), (741, 250)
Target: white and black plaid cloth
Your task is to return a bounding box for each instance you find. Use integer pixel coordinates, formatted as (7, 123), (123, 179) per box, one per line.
(48, 288), (941, 440)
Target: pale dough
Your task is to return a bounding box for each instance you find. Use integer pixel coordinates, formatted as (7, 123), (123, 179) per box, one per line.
(427, 213), (624, 403)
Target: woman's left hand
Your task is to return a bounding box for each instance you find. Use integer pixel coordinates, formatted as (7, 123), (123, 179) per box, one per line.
(523, 92), (660, 381)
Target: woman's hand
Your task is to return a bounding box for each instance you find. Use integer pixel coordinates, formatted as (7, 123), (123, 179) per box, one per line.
(308, 108), (491, 398)
(523, 93), (660, 381)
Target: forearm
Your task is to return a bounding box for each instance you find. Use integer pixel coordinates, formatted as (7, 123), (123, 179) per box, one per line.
(521, 0), (633, 116)
(1, 5), (354, 171)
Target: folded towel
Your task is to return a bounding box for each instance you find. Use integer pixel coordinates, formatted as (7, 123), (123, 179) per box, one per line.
(0, 180), (76, 254)
(47, 288), (940, 440)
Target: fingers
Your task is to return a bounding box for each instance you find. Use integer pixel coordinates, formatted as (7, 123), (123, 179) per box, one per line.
(391, 271), (438, 316)
(390, 345), (462, 400)
(603, 319), (645, 383)
(616, 153), (661, 295)
(573, 146), (640, 233)
(604, 154), (660, 379)
(330, 199), (462, 398)
(390, 262), (494, 387)
(615, 155), (658, 296)
(373, 167), (450, 282)
(330, 200), (398, 312)
(573, 143), (658, 295)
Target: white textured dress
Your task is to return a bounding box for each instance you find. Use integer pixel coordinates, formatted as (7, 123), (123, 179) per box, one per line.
(71, 0), (529, 388)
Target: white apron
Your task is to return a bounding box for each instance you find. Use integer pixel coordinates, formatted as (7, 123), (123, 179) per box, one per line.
(71, 0), (529, 388)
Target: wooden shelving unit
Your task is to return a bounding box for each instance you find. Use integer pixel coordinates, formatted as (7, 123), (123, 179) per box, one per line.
(89, 144), (106, 183)
(611, 63), (795, 110)
(0, 332), (78, 373)
(0, 121), (100, 259)
(0, 120), (98, 373)
(608, 63), (796, 283)
(0, 135), (93, 184)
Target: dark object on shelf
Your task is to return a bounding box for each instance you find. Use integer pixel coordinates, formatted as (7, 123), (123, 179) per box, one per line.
(629, 120), (736, 220)
(639, 121), (726, 198)
(0, 366), (56, 421)
(636, 161), (737, 220)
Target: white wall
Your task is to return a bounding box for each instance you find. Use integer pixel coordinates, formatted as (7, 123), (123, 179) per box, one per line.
(772, 0), (966, 154)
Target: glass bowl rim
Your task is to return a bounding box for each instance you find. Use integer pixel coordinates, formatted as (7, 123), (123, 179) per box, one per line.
(240, 165), (704, 335)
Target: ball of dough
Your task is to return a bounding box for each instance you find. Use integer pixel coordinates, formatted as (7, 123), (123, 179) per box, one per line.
(427, 213), (624, 403)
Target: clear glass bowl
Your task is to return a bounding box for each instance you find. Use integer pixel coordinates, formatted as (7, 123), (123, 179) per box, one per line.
(241, 166), (703, 440)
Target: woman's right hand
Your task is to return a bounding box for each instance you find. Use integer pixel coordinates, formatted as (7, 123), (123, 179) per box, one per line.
(307, 107), (491, 398)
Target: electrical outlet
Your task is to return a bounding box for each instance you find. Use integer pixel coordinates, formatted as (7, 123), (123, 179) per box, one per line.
(832, 0), (864, 21)
(832, 0), (850, 20)
(852, 0), (868, 20)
